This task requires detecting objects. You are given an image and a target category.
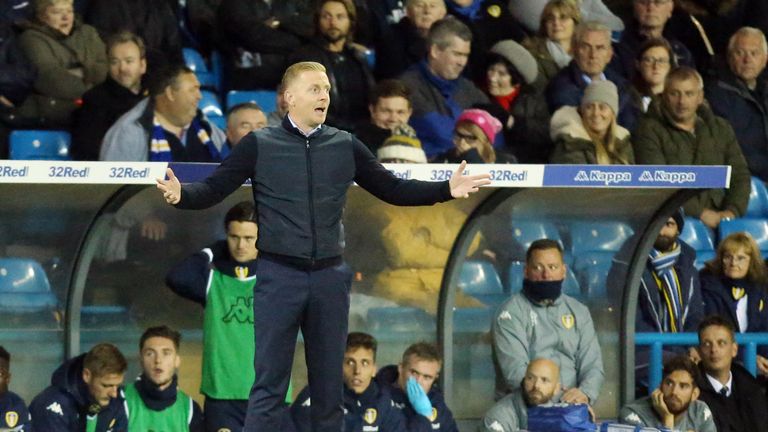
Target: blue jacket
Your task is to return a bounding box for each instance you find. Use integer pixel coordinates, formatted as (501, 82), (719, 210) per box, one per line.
(291, 382), (406, 431)
(400, 61), (490, 158)
(29, 354), (128, 432)
(0, 391), (31, 431)
(700, 269), (768, 356)
(705, 70), (768, 182)
(375, 365), (458, 432)
(545, 60), (638, 132)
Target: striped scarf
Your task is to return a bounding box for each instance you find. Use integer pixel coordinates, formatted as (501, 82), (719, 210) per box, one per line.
(150, 117), (228, 162)
(649, 244), (684, 332)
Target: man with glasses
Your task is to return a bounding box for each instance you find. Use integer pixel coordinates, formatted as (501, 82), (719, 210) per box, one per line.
(376, 342), (458, 431)
(612, 0), (693, 78)
(492, 239), (604, 404)
(706, 27), (768, 182)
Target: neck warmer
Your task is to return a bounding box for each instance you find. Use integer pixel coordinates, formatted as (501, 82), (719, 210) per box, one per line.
(150, 116), (228, 162)
(649, 244), (684, 332)
(522, 279), (563, 304)
(446, 0), (484, 20)
(546, 40), (572, 69)
(418, 60), (459, 99)
(135, 373), (178, 411)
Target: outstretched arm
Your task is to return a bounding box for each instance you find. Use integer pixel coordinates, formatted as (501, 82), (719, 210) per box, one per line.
(448, 160), (491, 198)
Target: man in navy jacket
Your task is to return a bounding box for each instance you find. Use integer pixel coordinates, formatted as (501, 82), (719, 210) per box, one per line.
(156, 61), (489, 432)
(29, 343), (128, 432)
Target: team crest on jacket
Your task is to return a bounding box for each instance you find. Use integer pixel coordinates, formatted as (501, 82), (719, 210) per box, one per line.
(364, 408), (378, 424)
(732, 286), (746, 300)
(487, 4), (501, 17)
(761, 299), (765, 312)
(430, 407), (438, 422)
(235, 266), (249, 279)
(561, 314), (575, 329)
(5, 411), (18, 427)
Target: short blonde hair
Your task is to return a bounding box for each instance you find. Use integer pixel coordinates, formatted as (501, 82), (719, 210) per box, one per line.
(281, 62), (327, 92)
(35, 0), (72, 16)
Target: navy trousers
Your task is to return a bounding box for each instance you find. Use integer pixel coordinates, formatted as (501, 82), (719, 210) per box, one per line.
(204, 397), (246, 432)
(244, 255), (352, 432)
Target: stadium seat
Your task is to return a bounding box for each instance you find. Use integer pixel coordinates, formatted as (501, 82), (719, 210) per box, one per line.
(9, 130), (71, 160)
(678, 217), (715, 251)
(0, 258), (58, 313)
(458, 260), (505, 306)
(719, 218), (768, 253)
(81, 305), (132, 329)
(200, 90), (223, 117)
(182, 48), (218, 90)
(746, 177), (768, 217)
(226, 90), (278, 114)
(507, 261), (524, 294)
(207, 115), (226, 131)
(563, 267), (582, 297)
(570, 221), (634, 253)
(453, 307), (493, 333)
(367, 307), (435, 334)
(694, 250), (716, 270)
(574, 254), (613, 298)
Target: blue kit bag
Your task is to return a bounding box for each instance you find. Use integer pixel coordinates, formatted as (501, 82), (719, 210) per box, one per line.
(527, 404), (596, 431)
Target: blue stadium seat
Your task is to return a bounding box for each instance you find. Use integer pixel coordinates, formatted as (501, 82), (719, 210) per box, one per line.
(507, 261), (524, 294)
(207, 115), (226, 131)
(81, 305), (132, 329)
(719, 218), (768, 253)
(200, 90), (223, 117)
(694, 250), (716, 270)
(679, 217), (715, 251)
(0, 258), (58, 313)
(573, 253), (612, 298)
(9, 130), (71, 160)
(453, 307), (493, 333)
(570, 221), (634, 253)
(226, 90), (278, 114)
(563, 267), (582, 298)
(367, 307), (435, 334)
(182, 48), (217, 90)
(458, 260), (505, 306)
(746, 177), (768, 217)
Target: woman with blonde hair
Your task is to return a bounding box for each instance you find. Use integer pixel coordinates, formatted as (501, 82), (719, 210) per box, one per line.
(550, 80), (633, 164)
(441, 109), (514, 163)
(522, 0), (581, 84)
(701, 231), (768, 375)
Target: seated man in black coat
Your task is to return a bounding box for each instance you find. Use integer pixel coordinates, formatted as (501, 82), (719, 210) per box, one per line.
(72, 31), (146, 161)
(694, 314), (768, 432)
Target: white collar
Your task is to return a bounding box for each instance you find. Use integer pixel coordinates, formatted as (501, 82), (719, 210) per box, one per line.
(287, 114), (322, 137)
(706, 371), (733, 397)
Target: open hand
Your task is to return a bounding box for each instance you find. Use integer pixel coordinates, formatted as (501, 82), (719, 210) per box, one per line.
(448, 160), (491, 198)
(156, 168), (181, 205)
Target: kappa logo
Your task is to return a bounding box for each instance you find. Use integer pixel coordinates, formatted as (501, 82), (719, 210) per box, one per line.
(302, 397), (311, 407)
(222, 296), (254, 324)
(499, 310), (512, 321)
(5, 411), (18, 427)
(488, 420), (504, 431)
(624, 412), (641, 424)
(574, 170), (631, 185)
(703, 407), (712, 420)
(46, 402), (64, 416)
(364, 408), (378, 424)
(561, 314), (575, 329)
(639, 170), (696, 184)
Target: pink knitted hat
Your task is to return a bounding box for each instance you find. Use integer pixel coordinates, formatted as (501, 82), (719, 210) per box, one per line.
(456, 109), (503, 143)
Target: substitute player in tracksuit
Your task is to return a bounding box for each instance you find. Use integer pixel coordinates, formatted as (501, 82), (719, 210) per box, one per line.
(291, 332), (405, 431)
(0, 346), (31, 431)
(166, 201), (291, 431)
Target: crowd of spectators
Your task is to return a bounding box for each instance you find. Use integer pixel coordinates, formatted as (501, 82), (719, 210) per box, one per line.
(5, 0), (768, 430)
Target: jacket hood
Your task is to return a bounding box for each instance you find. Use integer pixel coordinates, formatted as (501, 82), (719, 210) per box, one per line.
(51, 353), (92, 408)
(549, 105), (630, 142)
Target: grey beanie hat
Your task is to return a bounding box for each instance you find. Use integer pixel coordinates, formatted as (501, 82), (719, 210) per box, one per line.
(581, 80), (619, 114)
(489, 40), (538, 85)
